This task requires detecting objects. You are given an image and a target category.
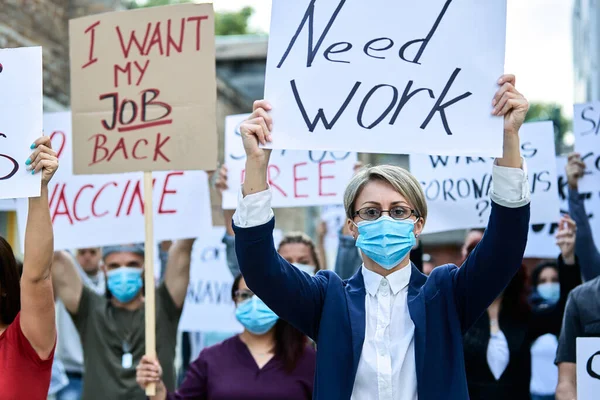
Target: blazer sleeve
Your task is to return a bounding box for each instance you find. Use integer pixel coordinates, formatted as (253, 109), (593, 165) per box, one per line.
(451, 201), (530, 333)
(233, 218), (327, 340)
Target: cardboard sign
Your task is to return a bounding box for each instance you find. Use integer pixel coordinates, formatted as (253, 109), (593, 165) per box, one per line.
(577, 338), (600, 400)
(223, 113), (357, 209)
(264, 0), (506, 156)
(0, 200), (16, 211)
(574, 102), (600, 192)
(0, 47), (43, 199)
(524, 156), (600, 258)
(16, 112), (212, 251)
(69, 4), (217, 175)
(410, 122), (559, 234)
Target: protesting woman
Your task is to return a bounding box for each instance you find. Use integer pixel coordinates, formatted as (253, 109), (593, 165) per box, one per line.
(231, 74), (531, 400)
(0, 136), (59, 398)
(136, 274), (316, 399)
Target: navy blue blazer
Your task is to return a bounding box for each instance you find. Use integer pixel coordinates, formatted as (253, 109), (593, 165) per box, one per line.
(233, 201), (530, 400)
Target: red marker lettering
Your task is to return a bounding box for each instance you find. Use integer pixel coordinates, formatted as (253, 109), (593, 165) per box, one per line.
(293, 162), (309, 198)
(82, 21), (100, 69)
(89, 134), (109, 166)
(153, 133), (171, 162)
(73, 184), (93, 222)
(158, 172), (183, 214)
(132, 139), (149, 160)
(146, 22), (164, 56)
(267, 164), (287, 197)
(116, 23), (152, 58)
(92, 182), (117, 218)
(167, 18), (185, 56)
(187, 16), (208, 51)
(318, 160), (336, 196)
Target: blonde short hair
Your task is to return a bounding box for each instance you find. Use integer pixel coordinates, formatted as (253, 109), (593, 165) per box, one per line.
(343, 165), (427, 222)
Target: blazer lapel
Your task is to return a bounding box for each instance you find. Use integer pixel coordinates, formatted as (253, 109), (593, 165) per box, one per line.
(345, 268), (366, 376)
(407, 264), (427, 379)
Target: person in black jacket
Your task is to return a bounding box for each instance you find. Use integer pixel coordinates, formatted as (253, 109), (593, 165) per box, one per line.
(463, 215), (581, 400)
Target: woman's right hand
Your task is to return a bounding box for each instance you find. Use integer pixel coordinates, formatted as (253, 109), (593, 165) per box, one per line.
(240, 100), (273, 165)
(136, 356), (167, 400)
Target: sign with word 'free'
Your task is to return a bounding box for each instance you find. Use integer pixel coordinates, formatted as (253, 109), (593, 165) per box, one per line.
(69, 4), (217, 175)
(15, 112), (212, 251)
(179, 227), (243, 333)
(410, 121), (559, 234)
(574, 102), (600, 192)
(577, 338), (600, 400)
(222, 113), (357, 209)
(264, 0), (506, 156)
(524, 156), (600, 258)
(0, 47), (43, 199)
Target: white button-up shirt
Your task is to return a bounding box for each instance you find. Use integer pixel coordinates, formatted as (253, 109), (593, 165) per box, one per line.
(351, 264), (417, 400)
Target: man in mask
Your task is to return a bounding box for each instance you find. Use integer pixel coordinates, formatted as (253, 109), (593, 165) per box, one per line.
(52, 239), (195, 400)
(52, 248), (104, 400)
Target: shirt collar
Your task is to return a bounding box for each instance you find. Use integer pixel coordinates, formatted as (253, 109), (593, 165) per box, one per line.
(361, 261), (412, 296)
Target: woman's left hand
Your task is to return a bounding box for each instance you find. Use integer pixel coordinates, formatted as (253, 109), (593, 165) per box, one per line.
(556, 215), (577, 265)
(26, 136), (58, 186)
(491, 74), (529, 136)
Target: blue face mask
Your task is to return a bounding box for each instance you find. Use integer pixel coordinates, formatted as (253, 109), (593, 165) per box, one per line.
(537, 282), (560, 304)
(106, 267), (143, 304)
(293, 263), (316, 276)
(355, 216), (416, 270)
(235, 296), (279, 335)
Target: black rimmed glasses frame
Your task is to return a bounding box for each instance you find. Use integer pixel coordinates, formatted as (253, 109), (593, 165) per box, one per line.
(353, 206), (421, 221)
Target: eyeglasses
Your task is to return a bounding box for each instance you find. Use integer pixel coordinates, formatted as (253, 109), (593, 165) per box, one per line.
(354, 206), (420, 221)
(77, 249), (98, 256)
(234, 289), (254, 302)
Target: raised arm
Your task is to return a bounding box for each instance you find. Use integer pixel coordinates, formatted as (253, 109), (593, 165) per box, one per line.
(233, 100), (327, 339)
(20, 136), (59, 359)
(566, 152), (600, 281)
(451, 74), (531, 332)
(164, 239), (195, 309)
(51, 251), (84, 315)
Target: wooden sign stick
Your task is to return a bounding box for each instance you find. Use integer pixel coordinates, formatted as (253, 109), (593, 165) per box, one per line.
(144, 171), (156, 396)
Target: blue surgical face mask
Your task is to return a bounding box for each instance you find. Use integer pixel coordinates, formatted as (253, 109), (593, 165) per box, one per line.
(293, 263), (316, 276)
(235, 296), (279, 335)
(537, 282), (560, 304)
(106, 267), (143, 304)
(355, 216), (416, 270)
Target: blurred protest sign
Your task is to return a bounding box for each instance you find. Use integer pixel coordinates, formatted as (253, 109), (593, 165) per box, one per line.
(179, 227), (283, 332)
(223, 113), (357, 209)
(0, 47), (42, 199)
(525, 156), (600, 258)
(264, 0), (506, 156)
(16, 111), (212, 250)
(69, 3), (217, 175)
(574, 102), (600, 192)
(0, 200), (16, 211)
(411, 121), (559, 234)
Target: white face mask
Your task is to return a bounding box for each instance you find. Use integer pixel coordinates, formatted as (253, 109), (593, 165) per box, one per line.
(293, 263), (316, 276)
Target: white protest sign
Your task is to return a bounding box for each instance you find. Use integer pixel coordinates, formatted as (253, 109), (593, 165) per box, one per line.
(0, 200), (16, 211)
(577, 338), (600, 400)
(179, 227), (243, 333)
(223, 113), (357, 209)
(410, 121), (559, 234)
(264, 0), (506, 156)
(0, 47), (43, 199)
(16, 112), (212, 251)
(574, 102), (600, 192)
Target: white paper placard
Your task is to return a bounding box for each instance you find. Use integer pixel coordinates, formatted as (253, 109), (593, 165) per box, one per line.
(179, 227), (243, 333)
(223, 113), (357, 209)
(0, 47), (43, 199)
(264, 0), (506, 156)
(411, 121), (559, 234)
(16, 112), (212, 251)
(0, 200), (16, 211)
(577, 337), (600, 400)
(574, 102), (600, 192)
(524, 156), (600, 258)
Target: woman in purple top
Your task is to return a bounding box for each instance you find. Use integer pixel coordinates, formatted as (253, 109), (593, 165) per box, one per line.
(136, 274), (316, 400)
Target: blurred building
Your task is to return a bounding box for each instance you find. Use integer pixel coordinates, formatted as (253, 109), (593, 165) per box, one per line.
(573, 0), (600, 102)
